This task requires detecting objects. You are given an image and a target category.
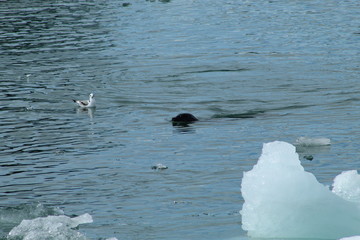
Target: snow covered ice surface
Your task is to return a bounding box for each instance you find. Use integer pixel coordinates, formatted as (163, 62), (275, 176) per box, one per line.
(240, 141), (360, 239)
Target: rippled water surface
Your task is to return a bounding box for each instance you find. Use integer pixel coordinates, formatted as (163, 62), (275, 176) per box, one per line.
(1, 0), (360, 239)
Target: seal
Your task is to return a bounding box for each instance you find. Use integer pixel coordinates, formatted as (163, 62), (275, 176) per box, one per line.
(171, 113), (198, 126)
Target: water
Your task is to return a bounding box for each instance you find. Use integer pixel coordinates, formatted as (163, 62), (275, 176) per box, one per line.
(0, 0), (359, 239)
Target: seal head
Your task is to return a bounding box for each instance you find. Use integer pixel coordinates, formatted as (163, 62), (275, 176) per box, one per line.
(171, 113), (198, 126)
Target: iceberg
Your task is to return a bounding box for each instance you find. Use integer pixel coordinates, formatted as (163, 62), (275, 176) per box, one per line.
(240, 141), (360, 239)
(341, 237), (360, 240)
(8, 213), (93, 240)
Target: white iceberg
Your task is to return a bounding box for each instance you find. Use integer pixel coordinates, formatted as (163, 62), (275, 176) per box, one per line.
(8, 213), (93, 240)
(240, 141), (360, 239)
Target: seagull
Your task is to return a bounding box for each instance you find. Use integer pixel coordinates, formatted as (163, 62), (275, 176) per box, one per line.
(73, 93), (96, 108)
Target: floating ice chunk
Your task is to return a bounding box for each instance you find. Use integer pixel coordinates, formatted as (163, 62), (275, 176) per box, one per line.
(8, 213), (93, 240)
(332, 170), (360, 203)
(295, 136), (331, 146)
(151, 163), (168, 170)
(71, 213), (93, 227)
(240, 141), (360, 239)
(0, 203), (64, 236)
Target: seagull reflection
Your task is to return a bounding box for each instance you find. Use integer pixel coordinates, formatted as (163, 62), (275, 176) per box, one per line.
(76, 107), (95, 119)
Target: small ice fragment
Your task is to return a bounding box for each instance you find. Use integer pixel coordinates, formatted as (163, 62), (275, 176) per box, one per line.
(332, 170), (360, 203)
(295, 136), (331, 146)
(70, 213), (93, 226)
(151, 163), (168, 170)
(25, 74), (31, 82)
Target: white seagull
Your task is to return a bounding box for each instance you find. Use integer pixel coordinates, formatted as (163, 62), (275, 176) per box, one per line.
(73, 93), (96, 108)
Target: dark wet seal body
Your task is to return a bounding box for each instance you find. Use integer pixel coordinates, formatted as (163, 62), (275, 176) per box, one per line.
(171, 113), (198, 126)
(303, 155), (314, 161)
(172, 113), (198, 122)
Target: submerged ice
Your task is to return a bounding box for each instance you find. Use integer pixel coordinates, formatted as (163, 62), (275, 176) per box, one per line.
(240, 141), (360, 239)
(295, 136), (331, 146)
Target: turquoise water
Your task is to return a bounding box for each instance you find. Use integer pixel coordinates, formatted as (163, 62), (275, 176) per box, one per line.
(1, 0), (359, 239)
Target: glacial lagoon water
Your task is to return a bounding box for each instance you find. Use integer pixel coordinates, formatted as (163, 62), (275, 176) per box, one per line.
(1, 0), (360, 239)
